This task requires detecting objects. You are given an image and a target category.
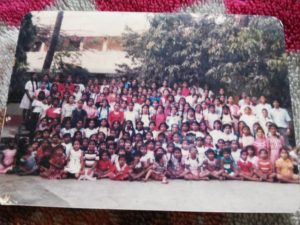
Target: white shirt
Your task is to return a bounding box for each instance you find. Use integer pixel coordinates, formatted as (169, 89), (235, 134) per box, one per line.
(62, 142), (72, 157)
(255, 103), (272, 117)
(222, 132), (237, 142)
(84, 128), (98, 138)
(269, 108), (291, 128)
(240, 114), (258, 134)
(205, 113), (220, 129)
(32, 100), (49, 115)
(166, 115), (181, 128)
(124, 110), (139, 123)
(209, 130), (225, 146)
(62, 103), (76, 118)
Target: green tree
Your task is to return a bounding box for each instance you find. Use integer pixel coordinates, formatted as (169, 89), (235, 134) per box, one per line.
(118, 14), (290, 106)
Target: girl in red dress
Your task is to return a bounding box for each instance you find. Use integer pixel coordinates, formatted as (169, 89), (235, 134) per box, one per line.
(108, 155), (130, 181)
(40, 145), (66, 179)
(95, 151), (113, 179)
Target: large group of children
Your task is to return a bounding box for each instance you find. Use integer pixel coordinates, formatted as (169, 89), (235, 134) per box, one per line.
(0, 73), (299, 184)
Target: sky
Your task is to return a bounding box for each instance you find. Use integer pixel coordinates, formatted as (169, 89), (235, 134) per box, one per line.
(31, 11), (152, 37)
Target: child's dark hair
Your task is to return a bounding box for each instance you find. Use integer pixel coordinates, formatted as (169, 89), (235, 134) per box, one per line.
(245, 145), (256, 155)
(155, 153), (164, 163)
(259, 148), (268, 155)
(240, 149), (248, 155)
(222, 148), (231, 154)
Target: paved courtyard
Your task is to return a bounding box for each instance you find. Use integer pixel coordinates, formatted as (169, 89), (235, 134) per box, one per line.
(0, 175), (299, 213)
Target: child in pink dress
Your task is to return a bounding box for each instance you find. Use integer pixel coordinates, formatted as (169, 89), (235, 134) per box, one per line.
(267, 124), (284, 165)
(253, 127), (269, 155)
(0, 142), (17, 174)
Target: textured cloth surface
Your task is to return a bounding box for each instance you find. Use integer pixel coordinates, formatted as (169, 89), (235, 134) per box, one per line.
(0, 0), (299, 224)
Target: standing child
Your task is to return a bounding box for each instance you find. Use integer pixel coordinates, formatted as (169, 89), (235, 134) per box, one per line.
(230, 140), (241, 164)
(267, 124), (284, 166)
(202, 149), (223, 180)
(64, 140), (84, 179)
(237, 149), (260, 181)
(256, 149), (276, 182)
(275, 147), (300, 184)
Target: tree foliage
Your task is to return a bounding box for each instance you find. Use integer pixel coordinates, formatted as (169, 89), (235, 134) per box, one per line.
(117, 14), (290, 106)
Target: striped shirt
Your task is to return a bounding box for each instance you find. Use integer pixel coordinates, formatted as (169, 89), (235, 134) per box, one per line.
(84, 151), (99, 168)
(257, 159), (273, 174)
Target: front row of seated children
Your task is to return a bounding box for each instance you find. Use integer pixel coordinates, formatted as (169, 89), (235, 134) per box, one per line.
(13, 139), (300, 184)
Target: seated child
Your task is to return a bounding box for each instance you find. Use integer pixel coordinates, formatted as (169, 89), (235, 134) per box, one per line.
(202, 149), (224, 180)
(94, 151), (113, 179)
(237, 149), (260, 181)
(79, 140), (99, 181)
(38, 147), (52, 176)
(144, 154), (168, 184)
(275, 147), (300, 184)
(18, 145), (39, 175)
(64, 140), (84, 179)
(107, 155), (130, 181)
(221, 148), (240, 180)
(128, 151), (146, 181)
(184, 147), (209, 180)
(167, 147), (186, 179)
(256, 149), (276, 182)
(0, 142), (17, 174)
(40, 145), (66, 179)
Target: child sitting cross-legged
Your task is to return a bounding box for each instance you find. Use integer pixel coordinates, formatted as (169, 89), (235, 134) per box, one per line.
(236, 149), (260, 181)
(202, 149), (224, 180)
(255, 148), (276, 182)
(275, 147), (300, 184)
(143, 149), (168, 184)
(107, 155), (130, 181)
(94, 151), (113, 179)
(221, 148), (241, 180)
(167, 147), (186, 179)
(184, 146), (209, 180)
(40, 145), (66, 179)
(128, 151), (147, 181)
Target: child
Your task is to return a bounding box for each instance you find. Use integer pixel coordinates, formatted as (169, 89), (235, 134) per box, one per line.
(95, 151), (113, 179)
(98, 118), (110, 137)
(256, 149), (276, 182)
(79, 140), (99, 180)
(167, 147), (186, 179)
(108, 155), (130, 180)
(128, 152), (146, 181)
(245, 145), (258, 169)
(230, 140), (241, 163)
(0, 142), (17, 174)
(202, 149), (223, 180)
(238, 126), (254, 149)
(221, 148), (240, 180)
(61, 133), (72, 158)
(184, 147), (209, 180)
(237, 149), (260, 181)
(267, 124), (284, 165)
(275, 147), (300, 184)
(41, 145), (66, 179)
(64, 140), (84, 179)
(144, 154), (168, 184)
(84, 119), (98, 138)
(18, 145), (39, 176)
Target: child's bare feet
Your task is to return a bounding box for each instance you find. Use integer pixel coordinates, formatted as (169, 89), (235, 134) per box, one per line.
(162, 177), (168, 184)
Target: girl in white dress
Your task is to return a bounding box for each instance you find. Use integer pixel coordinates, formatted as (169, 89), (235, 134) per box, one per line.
(20, 73), (38, 121)
(64, 140), (84, 178)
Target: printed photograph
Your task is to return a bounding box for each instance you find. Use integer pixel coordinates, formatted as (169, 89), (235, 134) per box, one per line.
(0, 11), (299, 212)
